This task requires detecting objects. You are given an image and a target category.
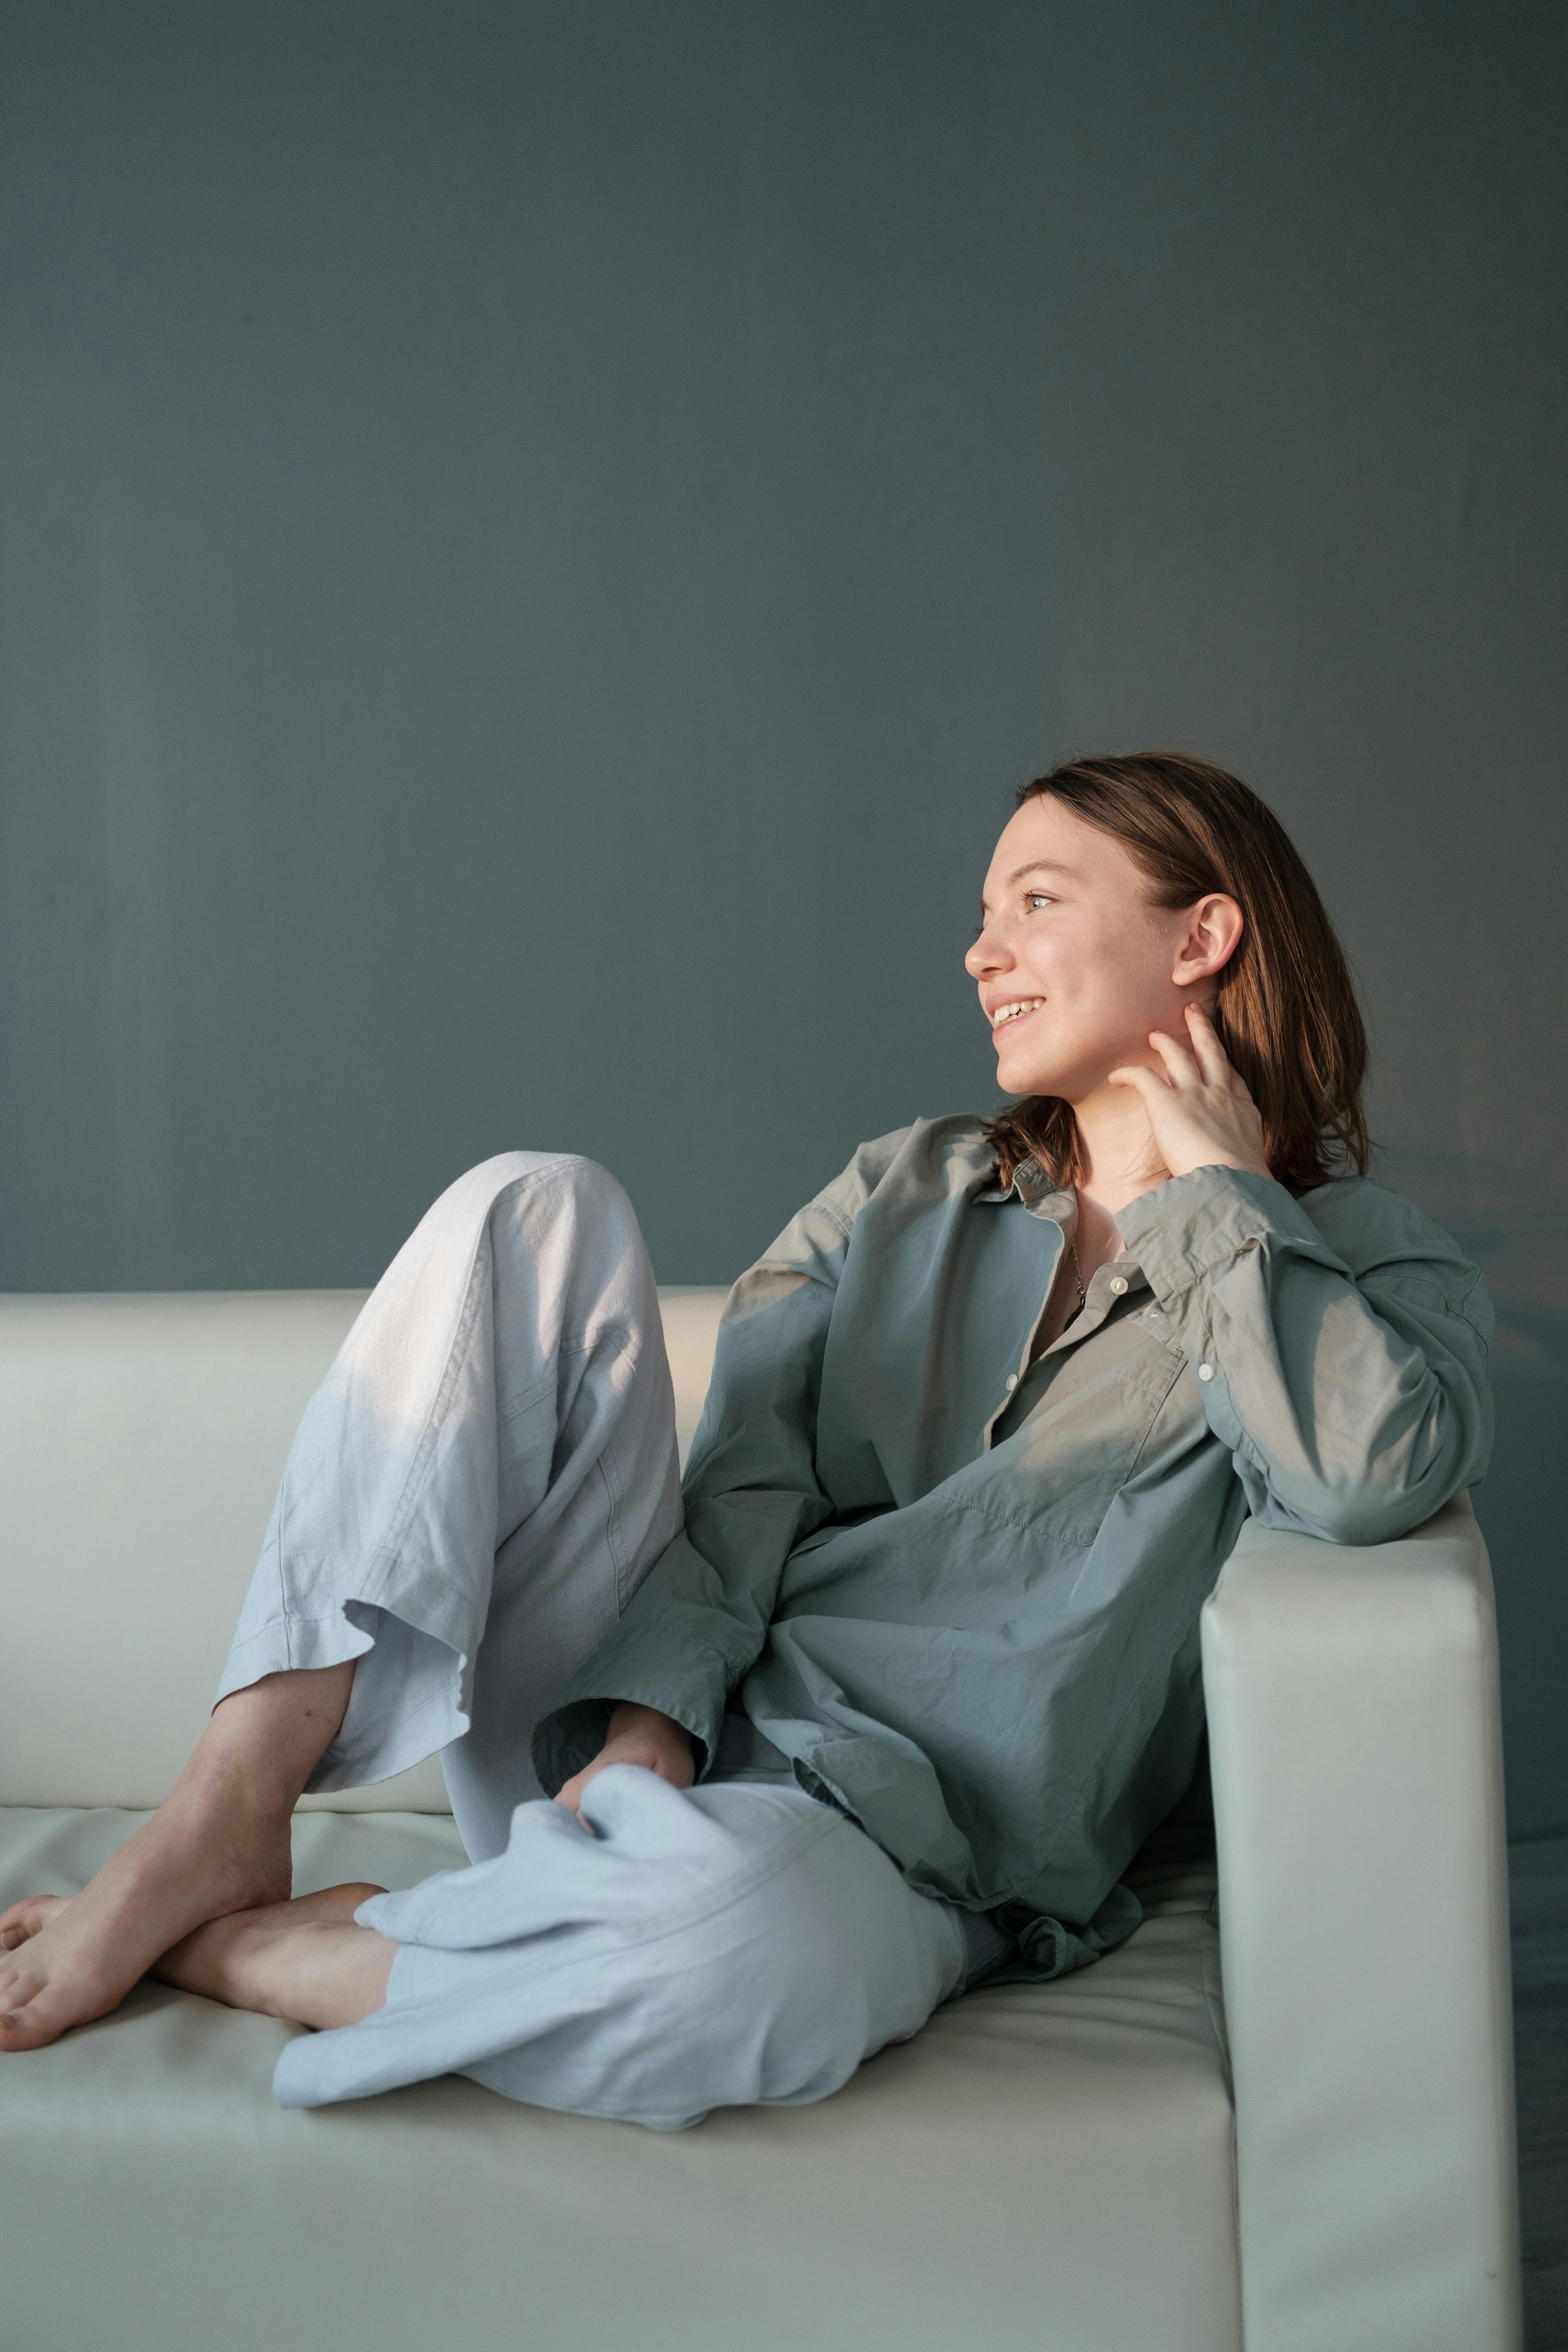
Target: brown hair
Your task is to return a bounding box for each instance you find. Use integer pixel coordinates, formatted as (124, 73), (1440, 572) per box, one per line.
(986, 750), (1371, 1196)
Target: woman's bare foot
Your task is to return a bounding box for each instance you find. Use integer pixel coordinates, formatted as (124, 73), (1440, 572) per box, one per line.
(0, 1662), (355, 2053)
(156, 1883), (396, 2029)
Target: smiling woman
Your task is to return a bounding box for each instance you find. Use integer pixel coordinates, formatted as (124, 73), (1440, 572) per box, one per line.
(0, 750), (1492, 2137)
(977, 752), (1370, 1199)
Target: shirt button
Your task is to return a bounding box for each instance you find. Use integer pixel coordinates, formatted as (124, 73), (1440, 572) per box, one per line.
(1109, 1277), (1128, 1295)
(1197, 1363), (1215, 1382)
(1006, 1374), (1019, 1391)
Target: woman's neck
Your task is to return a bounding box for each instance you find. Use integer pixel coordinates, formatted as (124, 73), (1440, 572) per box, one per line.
(1071, 1086), (1170, 1225)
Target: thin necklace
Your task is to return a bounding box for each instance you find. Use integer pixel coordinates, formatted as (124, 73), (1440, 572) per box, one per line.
(1066, 1230), (1087, 1313)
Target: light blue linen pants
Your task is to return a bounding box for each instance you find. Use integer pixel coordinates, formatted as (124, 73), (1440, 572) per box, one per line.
(218, 1153), (980, 2127)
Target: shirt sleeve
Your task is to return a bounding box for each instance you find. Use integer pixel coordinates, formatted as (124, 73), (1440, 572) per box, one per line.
(1113, 1166), (1494, 1545)
(530, 1183), (856, 1796)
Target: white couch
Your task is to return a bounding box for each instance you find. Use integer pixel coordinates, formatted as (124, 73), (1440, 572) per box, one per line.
(0, 1289), (1522, 2352)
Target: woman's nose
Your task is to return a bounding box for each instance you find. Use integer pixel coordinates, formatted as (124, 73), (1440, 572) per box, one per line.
(965, 926), (1006, 977)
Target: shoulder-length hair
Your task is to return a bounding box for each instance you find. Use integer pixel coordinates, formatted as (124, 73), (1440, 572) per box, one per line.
(986, 751), (1371, 1197)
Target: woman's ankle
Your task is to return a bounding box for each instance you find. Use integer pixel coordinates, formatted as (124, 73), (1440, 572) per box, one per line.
(197, 1660), (358, 1816)
(208, 1916), (396, 2029)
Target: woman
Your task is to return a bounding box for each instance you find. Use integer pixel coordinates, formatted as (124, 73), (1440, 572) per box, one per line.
(0, 753), (1493, 2128)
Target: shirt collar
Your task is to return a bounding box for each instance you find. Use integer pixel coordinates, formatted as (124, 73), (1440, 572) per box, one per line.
(977, 1154), (1078, 1229)
(977, 1155), (1151, 1306)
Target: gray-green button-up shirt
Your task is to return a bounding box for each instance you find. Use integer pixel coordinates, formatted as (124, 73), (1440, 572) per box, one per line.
(536, 1119), (1494, 1977)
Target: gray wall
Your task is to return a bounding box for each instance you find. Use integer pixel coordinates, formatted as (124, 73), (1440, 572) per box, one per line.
(2, 1), (1564, 1828)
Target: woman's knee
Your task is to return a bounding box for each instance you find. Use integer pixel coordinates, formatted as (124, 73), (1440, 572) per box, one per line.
(436, 1150), (618, 1220)
(492, 1155), (653, 1300)
(415, 1153), (646, 1278)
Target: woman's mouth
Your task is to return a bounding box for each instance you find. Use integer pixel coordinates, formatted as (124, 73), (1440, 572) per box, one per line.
(990, 997), (1044, 1034)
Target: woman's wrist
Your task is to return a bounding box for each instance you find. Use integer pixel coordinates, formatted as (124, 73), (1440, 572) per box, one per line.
(603, 1701), (694, 1763)
(553, 1701), (696, 1817)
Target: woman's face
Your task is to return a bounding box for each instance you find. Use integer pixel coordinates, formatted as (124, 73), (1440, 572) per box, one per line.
(965, 794), (1230, 1105)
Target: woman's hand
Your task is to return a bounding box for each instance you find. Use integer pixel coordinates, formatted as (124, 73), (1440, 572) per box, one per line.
(1108, 1004), (1270, 1185)
(553, 1701), (696, 1820)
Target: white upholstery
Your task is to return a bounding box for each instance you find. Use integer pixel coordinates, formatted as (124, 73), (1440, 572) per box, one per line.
(1204, 1499), (1522, 2352)
(0, 1803), (1237, 2352)
(0, 1288), (1521, 2351)
(0, 1288), (726, 1813)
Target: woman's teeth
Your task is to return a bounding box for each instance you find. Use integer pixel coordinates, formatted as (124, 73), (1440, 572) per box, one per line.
(991, 998), (1044, 1028)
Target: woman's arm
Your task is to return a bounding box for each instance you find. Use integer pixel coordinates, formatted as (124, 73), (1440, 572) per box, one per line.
(1111, 1009), (1493, 1543)
(531, 1176), (862, 1798)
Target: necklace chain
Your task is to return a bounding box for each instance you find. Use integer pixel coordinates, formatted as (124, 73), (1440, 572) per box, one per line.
(1066, 1233), (1087, 1312)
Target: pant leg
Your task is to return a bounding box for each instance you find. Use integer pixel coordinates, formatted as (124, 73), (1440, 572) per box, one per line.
(271, 1769), (968, 2128)
(217, 1153), (683, 1860)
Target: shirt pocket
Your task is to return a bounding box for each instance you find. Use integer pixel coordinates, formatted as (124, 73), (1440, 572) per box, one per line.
(998, 1323), (1187, 1548)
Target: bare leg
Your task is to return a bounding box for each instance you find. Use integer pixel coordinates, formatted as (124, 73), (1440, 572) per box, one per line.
(154, 1882), (397, 2030)
(0, 1662), (355, 2052)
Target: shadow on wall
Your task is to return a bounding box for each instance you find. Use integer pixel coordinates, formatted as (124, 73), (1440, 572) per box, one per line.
(1367, 1145), (1568, 1840)
(1437, 1213), (1568, 1843)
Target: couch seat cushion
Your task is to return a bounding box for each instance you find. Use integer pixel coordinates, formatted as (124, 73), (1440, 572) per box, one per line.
(1, 1807), (1238, 2352)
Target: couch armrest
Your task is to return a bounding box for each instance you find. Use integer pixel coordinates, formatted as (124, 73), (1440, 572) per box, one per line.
(1200, 1494), (1521, 2352)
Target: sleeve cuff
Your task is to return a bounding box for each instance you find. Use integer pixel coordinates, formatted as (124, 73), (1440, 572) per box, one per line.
(1114, 1165), (1348, 1302)
(530, 1647), (734, 1796)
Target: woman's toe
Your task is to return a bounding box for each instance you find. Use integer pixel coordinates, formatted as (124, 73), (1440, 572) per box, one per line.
(0, 1974), (58, 2049)
(0, 1896), (69, 1949)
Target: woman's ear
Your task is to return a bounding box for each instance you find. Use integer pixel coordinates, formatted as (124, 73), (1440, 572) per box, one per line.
(1171, 894), (1244, 986)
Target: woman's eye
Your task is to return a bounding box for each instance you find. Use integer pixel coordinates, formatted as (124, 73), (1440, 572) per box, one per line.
(1027, 893), (1054, 911)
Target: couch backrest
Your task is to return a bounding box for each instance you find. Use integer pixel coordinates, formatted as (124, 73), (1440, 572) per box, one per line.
(0, 1287), (728, 1812)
